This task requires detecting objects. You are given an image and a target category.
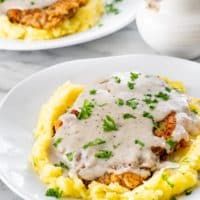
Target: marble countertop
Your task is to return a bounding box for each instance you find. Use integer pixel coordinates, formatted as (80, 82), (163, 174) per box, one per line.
(0, 21), (199, 200)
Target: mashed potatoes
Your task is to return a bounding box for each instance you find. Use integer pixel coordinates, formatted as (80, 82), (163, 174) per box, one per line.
(31, 78), (200, 200)
(0, 0), (104, 40)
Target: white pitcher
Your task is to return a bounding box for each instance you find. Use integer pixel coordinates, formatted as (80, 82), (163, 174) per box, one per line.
(136, 0), (200, 59)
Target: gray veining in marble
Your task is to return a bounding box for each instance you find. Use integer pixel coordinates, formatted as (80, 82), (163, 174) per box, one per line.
(0, 21), (199, 200)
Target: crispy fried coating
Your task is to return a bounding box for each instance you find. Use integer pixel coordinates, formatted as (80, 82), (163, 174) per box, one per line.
(7, 0), (87, 29)
(97, 172), (144, 189)
(53, 120), (63, 135)
(154, 112), (176, 139)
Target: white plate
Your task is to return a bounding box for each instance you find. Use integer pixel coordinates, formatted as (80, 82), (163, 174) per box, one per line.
(0, 54), (200, 200)
(0, 0), (139, 51)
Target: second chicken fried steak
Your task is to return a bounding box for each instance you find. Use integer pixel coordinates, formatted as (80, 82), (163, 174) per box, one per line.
(7, 0), (87, 29)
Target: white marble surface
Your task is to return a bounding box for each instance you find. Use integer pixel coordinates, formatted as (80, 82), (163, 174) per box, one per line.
(0, 21), (199, 200)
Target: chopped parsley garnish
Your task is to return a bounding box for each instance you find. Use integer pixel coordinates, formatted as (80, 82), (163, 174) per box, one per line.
(105, 3), (119, 15)
(54, 162), (69, 170)
(53, 138), (63, 148)
(90, 89), (97, 95)
(185, 188), (193, 195)
(143, 111), (158, 128)
(128, 81), (135, 90)
(165, 87), (172, 93)
(113, 76), (121, 83)
(83, 138), (106, 149)
(155, 92), (170, 101)
(166, 139), (176, 149)
(66, 152), (75, 161)
(143, 111), (153, 119)
(130, 72), (139, 81)
(103, 115), (118, 132)
(149, 105), (156, 110)
(126, 98), (138, 110)
(143, 94), (158, 110)
(95, 150), (113, 159)
(46, 187), (63, 198)
(123, 113), (136, 119)
(191, 109), (198, 114)
(162, 174), (174, 188)
(105, 0), (123, 15)
(146, 94), (152, 97)
(78, 100), (94, 120)
(135, 139), (145, 148)
(115, 98), (124, 106)
(170, 197), (177, 200)
(143, 96), (158, 104)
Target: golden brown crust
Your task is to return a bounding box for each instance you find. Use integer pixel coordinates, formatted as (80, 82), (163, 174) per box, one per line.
(53, 119), (63, 135)
(97, 172), (144, 189)
(154, 112), (176, 139)
(7, 0), (87, 29)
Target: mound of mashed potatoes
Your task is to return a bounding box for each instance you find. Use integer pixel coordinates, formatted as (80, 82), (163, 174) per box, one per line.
(0, 0), (104, 40)
(31, 75), (200, 200)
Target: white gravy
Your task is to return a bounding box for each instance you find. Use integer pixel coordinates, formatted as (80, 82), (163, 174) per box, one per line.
(52, 72), (200, 180)
(0, 0), (57, 14)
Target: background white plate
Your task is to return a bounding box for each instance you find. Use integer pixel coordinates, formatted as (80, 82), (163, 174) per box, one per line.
(0, 0), (139, 51)
(0, 54), (200, 200)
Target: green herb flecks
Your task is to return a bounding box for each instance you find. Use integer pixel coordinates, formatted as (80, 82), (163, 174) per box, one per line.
(115, 98), (124, 106)
(191, 108), (198, 114)
(95, 150), (113, 159)
(184, 188), (193, 195)
(53, 138), (63, 148)
(54, 162), (69, 170)
(143, 111), (153, 119)
(105, 3), (119, 15)
(128, 81), (135, 90)
(143, 94), (158, 110)
(78, 100), (95, 120)
(113, 76), (121, 83)
(83, 138), (106, 149)
(155, 91), (170, 101)
(143, 111), (158, 128)
(66, 152), (75, 161)
(135, 139), (145, 148)
(105, 0), (123, 15)
(130, 72), (139, 81)
(126, 98), (138, 110)
(166, 139), (177, 149)
(170, 197), (177, 200)
(46, 187), (63, 198)
(165, 87), (172, 93)
(123, 113), (136, 119)
(30, 1), (35, 5)
(162, 174), (174, 188)
(103, 115), (118, 132)
(90, 89), (97, 95)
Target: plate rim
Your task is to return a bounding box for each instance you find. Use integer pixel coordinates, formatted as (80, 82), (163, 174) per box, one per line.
(0, 54), (200, 200)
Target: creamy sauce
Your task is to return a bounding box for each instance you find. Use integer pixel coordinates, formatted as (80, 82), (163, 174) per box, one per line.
(0, 0), (57, 14)
(52, 72), (200, 181)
